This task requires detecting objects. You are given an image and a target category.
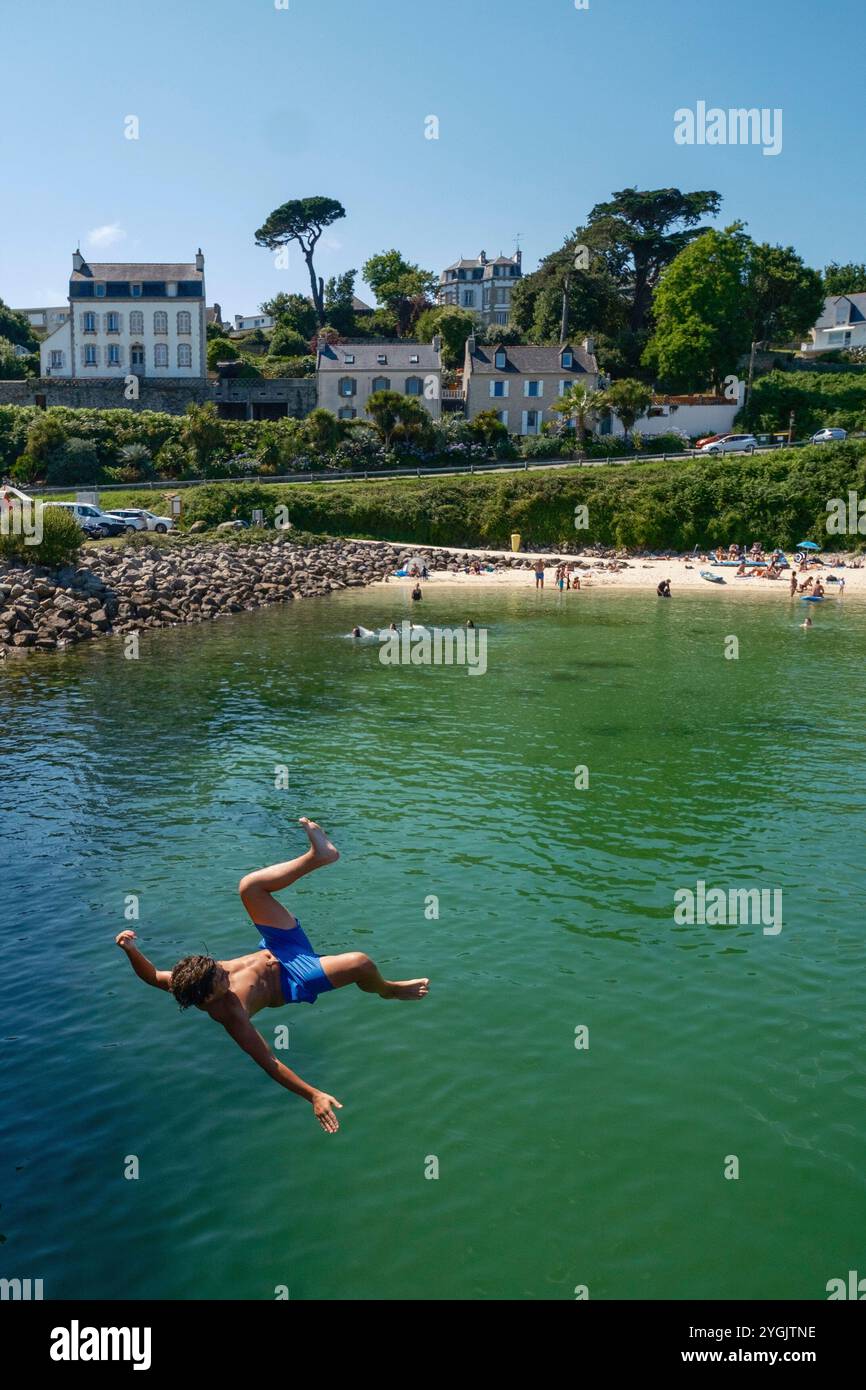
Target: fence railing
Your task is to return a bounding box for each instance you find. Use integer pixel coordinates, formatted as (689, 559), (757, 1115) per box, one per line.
(26, 440), (806, 497)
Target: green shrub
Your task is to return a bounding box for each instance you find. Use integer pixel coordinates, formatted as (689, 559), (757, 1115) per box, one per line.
(207, 337), (240, 370)
(0, 501), (82, 568)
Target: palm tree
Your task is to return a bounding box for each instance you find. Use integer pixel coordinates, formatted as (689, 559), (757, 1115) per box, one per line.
(598, 379), (653, 441)
(552, 383), (600, 443)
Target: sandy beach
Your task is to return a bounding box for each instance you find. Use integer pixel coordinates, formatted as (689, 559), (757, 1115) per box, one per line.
(357, 540), (864, 599)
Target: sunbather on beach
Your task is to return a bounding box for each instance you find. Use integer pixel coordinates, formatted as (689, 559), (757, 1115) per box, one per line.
(116, 819), (429, 1134)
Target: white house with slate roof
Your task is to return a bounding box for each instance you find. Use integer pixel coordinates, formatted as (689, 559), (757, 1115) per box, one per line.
(41, 249), (207, 379)
(463, 336), (600, 435)
(316, 339), (443, 420)
(801, 293), (866, 354)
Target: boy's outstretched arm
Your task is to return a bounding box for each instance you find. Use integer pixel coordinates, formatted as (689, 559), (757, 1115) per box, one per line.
(221, 1010), (343, 1134)
(115, 930), (172, 990)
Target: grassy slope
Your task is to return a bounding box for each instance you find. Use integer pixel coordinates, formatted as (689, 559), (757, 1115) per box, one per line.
(43, 441), (866, 552)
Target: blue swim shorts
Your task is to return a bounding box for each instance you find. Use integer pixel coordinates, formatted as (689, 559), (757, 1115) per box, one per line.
(256, 919), (334, 1005)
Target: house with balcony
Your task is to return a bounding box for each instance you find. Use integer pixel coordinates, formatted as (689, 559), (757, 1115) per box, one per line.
(801, 294), (866, 354)
(438, 250), (522, 328)
(316, 339), (443, 421)
(462, 336), (599, 435)
(40, 249), (207, 379)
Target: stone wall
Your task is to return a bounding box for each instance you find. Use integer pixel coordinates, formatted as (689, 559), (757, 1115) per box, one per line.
(0, 375), (317, 418)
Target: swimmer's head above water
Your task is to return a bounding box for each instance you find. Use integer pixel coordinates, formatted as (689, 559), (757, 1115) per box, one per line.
(169, 954), (230, 1010)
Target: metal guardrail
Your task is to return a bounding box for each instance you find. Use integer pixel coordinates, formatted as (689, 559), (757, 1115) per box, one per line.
(28, 440), (808, 497)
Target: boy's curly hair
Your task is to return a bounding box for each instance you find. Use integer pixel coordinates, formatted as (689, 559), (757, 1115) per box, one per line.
(170, 955), (220, 1010)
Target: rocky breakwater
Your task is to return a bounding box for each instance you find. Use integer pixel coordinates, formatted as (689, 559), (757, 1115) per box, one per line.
(0, 537), (409, 658)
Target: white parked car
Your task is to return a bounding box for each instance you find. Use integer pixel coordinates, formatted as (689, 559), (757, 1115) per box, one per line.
(107, 508), (174, 533)
(811, 427), (848, 444)
(699, 433), (758, 455)
(43, 501), (132, 536)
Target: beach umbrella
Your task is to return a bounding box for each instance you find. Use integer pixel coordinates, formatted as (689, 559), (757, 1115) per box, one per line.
(794, 540), (820, 565)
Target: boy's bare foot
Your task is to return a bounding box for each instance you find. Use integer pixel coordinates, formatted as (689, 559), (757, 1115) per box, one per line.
(381, 978), (430, 1000)
(299, 817), (340, 864)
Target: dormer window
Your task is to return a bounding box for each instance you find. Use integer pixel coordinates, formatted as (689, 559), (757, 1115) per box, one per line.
(131, 283), (142, 297)
(494, 349), (507, 370)
(562, 350), (573, 368)
(94, 283), (106, 297)
(167, 282), (178, 297)
(835, 300), (849, 325)
(410, 354), (419, 364)
(344, 353), (355, 364)
(377, 353), (387, 365)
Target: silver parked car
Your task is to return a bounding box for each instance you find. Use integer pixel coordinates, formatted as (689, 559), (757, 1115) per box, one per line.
(699, 433), (758, 455)
(811, 427), (848, 444)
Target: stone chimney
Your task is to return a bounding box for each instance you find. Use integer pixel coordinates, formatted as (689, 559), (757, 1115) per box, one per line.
(72, 248), (84, 272)
(195, 248), (205, 272)
(432, 334), (442, 354)
(583, 336), (595, 356)
(515, 248), (522, 268)
(467, 334), (477, 356)
(479, 250), (487, 265)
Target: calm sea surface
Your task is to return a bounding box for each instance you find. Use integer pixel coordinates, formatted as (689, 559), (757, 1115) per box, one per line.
(1, 582), (864, 1300)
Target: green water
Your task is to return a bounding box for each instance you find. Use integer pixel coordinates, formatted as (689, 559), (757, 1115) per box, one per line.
(2, 583), (864, 1301)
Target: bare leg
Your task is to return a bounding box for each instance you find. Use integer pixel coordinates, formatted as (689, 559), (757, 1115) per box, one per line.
(239, 819), (339, 930)
(319, 951), (429, 1000)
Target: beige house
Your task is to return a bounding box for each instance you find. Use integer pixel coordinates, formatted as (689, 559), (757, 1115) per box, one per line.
(463, 336), (599, 435)
(316, 339), (443, 421)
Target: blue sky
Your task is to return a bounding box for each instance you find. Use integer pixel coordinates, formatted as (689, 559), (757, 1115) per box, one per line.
(2, 0), (863, 316)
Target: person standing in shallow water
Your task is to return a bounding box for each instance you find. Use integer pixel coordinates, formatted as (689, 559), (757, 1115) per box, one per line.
(411, 582), (422, 602)
(116, 819), (429, 1134)
(534, 561), (545, 589)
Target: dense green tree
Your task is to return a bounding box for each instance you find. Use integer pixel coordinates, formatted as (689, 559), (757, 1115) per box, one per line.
(260, 292), (319, 339)
(823, 262), (866, 296)
(207, 337), (240, 370)
(0, 299), (37, 352)
(745, 242), (824, 345)
(0, 337), (32, 379)
(585, 187), (722, 336)
(254, 197), (347, 324)
(642, 226), (752, 390)
(413, 305), (477, 366)
(362, 250), (437, 336)
(513, 188), (722, 374)
(323, 270), (358, 336)
(268, 324), (310, 358)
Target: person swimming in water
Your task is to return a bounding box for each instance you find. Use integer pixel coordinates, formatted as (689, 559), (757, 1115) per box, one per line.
(801, 615), (813, 629)
(411, 583), (422, 602)
(116, 819), (429, 1133)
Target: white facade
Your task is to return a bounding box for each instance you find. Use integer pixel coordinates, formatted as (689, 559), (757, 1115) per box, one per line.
(607, 396), (742, 439)
(16, 306), (70, 333)
(234, 313), (275, 331)
(801, 294), (866, 353)
(41, 251), (207, 380)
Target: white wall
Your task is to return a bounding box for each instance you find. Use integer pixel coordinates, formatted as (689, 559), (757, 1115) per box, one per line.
(608, 402), (740, 438)
(58, 295), (207, 379)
